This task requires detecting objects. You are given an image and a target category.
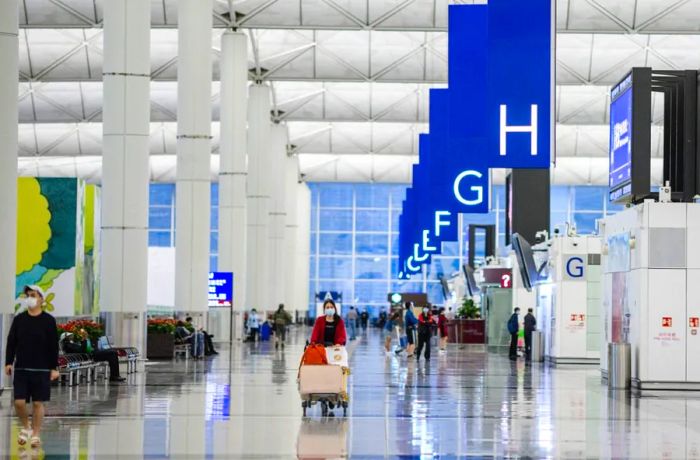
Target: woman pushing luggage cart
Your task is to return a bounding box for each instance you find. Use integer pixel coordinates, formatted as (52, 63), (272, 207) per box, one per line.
(298, 300), (349, 417)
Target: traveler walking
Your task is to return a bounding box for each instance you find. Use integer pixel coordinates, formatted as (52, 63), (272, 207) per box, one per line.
(4, 285), (60, 448)
(524, 308), (537, 360)
(310, 300), (347, 346)
(346, 306), (358, 341)
(360, 309), (369, 331)
(415, 306), (435, 361)
(508, 307), (521, 360)
(246, 309), (261, 342)
(272, 304), (293, 349)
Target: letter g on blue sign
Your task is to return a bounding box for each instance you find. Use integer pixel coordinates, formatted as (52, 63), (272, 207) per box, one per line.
(566, 257), (584, 278)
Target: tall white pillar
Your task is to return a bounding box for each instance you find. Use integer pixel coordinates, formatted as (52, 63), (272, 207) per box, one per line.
(268, 124), (288, 308)
(175, 0), (213, 314)
(101, 0), (151, 350)
(295, 183), (311, 316)
(218, 32), (248, 313)
(0, 0), (18, 390)
(246, 85), (272, 312)
(283, 155), (300, 313)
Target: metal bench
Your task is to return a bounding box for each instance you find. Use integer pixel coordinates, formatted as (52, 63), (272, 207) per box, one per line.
(113, 347), (140, 374)
(173, 342), (189, 359)
(57, 353), (108, 386)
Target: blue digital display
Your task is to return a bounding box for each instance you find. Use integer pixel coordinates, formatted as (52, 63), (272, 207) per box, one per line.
(609, 77), (633, 197)
(208, 272), (233, 307)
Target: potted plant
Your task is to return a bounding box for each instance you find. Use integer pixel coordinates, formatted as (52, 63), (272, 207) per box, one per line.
(457, 298), (480, 319)
(454, 298), (486, 344)
(147, 318), (177, 359)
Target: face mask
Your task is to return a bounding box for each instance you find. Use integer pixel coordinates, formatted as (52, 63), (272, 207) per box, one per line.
(25, 297), (38, 309)
(423, 308), (429, 314)
(325, 308), (335, 316)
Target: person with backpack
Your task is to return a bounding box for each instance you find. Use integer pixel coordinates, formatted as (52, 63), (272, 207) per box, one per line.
(508, 307), (521, 361)
(310, 300), (347, 346)
(360, 309), (369, 331)
(272, 303), (293, 349)
(246, 308), (261, 343)
(415, 306), (435, 361)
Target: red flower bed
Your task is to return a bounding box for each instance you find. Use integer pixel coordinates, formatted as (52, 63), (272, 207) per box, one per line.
(147, 318), (177, 334)
(57, 319), (104, 341)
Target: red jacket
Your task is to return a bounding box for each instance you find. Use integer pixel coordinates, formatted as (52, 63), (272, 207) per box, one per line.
(310, 316), (347, 346)
(438, 314), (448, 335)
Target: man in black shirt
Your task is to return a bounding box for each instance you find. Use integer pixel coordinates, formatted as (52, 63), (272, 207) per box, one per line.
(524, 308), (537, 360)
(4, 285), (60, 448)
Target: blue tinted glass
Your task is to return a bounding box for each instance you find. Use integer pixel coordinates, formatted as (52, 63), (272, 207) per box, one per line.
(427, 258), (459, 280)
(148, 231), (171, 247)
(210, 207), (219, 230)
(356, 210), (389, 232)
(441, 241), (459, 257)
(574, 212), (602, 234)
(390, 234), (399, 256)
(389, 186), (407, 206)
(573, 186), (604, 211)
(319, 209), (353, 231)
(319, 184), (354, 207)
(309, 256), (317, 279)
(310, 233), (317, 255)
(606, 201), (625, 213)
(319, 233), (352, 255)
(391, 281), (423, 293)
(355, 234), (388, 255)
(210, 183), (219, 206)
(550, 186), (570, 211)
(354, 281), (388, 304)
(149, 207), (171, 229)
(355, 257), (388, 279)
(149, 184), (174, 206)
(210, 255), (217, 272)
(316, 280), (353, 298)
(492, 185), (506, 210)
(355, 184), (390, 208)
(318, 257), (353, 279)
(210, 232), (218, 252)
(551, 212), (568, 231)
(310, 206), (318, 232)
(426, 282), (444, 304)
(390, 210), (400, 231)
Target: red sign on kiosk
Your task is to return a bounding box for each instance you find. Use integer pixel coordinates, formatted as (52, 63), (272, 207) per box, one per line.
(690, 317), (699, 328)
(662, 317), (673, 328)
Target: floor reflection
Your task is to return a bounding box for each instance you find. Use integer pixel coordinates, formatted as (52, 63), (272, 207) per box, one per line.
(3, 328), (700, 457)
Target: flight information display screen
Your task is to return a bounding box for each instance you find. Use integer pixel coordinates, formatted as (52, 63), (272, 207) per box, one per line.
(609, 74), (633, 201)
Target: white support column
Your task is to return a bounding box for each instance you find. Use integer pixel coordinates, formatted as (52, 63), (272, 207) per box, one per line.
(101, 0), (151, 350)
(268, 124), (288, 308)
(295, 183), (312, 316)
(218, 31), (248, 314)
(246, 85), (272, 312)
(175, 0), (213, 315)
(0, 0), (18, 390)
(283, 155), (300, 313)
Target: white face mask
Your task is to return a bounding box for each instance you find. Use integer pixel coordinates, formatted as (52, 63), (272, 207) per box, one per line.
(423, 308), (429, 314)
(325, 308), (335, 317)
(25, 297), (38, 309)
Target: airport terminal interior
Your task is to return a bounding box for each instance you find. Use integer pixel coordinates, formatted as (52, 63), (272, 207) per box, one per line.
(4, 0), (700, 458)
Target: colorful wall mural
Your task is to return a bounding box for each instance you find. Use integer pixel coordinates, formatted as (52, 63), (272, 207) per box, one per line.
(15, 177), (85, 317)
(83, 184), (101, 315)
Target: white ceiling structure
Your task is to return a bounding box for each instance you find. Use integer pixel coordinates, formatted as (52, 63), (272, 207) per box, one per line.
(14, 0), (700, 184)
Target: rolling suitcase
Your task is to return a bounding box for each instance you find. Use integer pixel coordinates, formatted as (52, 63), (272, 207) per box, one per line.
(261, 322), (272, 341)
(191, 331), (205, 358)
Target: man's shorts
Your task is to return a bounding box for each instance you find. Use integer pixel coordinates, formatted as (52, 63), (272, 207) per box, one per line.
(406, 328), (416, 345)
(13, 370), (51, 402)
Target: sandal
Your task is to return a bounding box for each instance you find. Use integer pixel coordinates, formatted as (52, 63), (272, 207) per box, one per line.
(30, 435), (41, 448)
(17, 428), (31, 446)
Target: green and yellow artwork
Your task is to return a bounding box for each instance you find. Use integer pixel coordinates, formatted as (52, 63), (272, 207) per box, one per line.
(15, 177), (86, 317)
(83, 184), (101, 315)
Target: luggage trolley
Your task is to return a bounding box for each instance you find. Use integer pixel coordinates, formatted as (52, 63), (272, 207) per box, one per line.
(298, 345), (350, 417)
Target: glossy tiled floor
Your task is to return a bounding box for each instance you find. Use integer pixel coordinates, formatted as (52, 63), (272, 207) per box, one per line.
(3, 327), (700, 458)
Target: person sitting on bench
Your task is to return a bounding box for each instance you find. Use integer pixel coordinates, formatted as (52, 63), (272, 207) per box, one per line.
(61, 330), (125, 383)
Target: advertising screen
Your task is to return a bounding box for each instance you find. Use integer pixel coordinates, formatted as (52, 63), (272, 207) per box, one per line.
(609, 74), (633, 201)
(208, 272), (233, 307)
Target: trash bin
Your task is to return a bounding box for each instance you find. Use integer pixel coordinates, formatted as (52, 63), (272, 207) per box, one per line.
(531, 331), (544, 362)
(608, 342), (631, 390)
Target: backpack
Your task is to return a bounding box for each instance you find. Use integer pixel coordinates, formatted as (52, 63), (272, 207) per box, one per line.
(507, 315), (519, 335)
(301, 344), (328, 365)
